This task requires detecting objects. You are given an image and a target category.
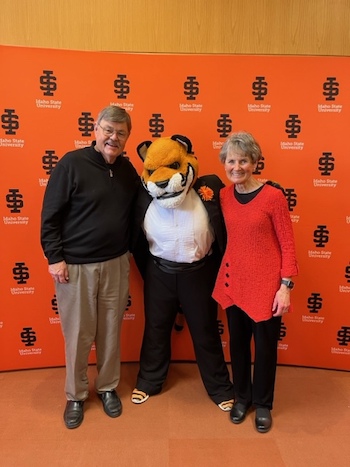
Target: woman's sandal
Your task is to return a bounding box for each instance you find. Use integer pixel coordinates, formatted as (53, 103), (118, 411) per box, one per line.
(218, 399), (234, 412)
(131, 389), (150, 404)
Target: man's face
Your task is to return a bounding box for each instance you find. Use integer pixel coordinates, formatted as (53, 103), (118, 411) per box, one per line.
(94, 119), (130, 163)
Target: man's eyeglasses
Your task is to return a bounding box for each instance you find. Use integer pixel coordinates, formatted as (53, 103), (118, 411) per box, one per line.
(98, 123), (129, 140)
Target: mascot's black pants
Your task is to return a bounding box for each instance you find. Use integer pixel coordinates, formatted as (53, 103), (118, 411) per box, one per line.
(136, 254), (234, 404)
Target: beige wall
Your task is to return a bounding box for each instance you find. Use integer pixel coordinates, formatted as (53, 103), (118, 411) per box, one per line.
(1, 0), (350, 55)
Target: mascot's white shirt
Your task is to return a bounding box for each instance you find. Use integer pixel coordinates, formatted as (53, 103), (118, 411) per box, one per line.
(143, 189), (214, 263)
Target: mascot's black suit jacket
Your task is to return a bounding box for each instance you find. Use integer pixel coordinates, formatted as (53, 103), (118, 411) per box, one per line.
(131, 174), (234, 405)
(132, 174), (226, 277)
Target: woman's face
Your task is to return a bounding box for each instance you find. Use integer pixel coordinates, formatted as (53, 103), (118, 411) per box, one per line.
(224, 148), (257, 185)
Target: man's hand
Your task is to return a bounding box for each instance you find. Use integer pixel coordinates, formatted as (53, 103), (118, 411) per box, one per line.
(49, 261), (69, 283)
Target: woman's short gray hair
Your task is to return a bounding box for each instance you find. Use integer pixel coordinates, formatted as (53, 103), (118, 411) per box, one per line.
(96, 105), (132, 132)
(219, 131), (262, 164)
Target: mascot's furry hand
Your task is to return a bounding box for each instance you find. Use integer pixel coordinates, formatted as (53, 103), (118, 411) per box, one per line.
(137, 135), (198, 209)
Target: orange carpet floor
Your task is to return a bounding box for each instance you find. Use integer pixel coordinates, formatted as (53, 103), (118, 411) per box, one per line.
(1, 362), (349, 466)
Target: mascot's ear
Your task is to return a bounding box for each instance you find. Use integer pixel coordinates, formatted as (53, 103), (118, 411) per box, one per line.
(137, 141), (152, 161)
(171, 134), (193, 154)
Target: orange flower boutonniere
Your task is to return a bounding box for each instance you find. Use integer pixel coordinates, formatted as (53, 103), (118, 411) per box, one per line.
(198, 185), (214, 201)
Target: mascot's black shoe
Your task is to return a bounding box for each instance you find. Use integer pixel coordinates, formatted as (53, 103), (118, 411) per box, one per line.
(98, 390), (122, 418)
(63, 400), (84, 429)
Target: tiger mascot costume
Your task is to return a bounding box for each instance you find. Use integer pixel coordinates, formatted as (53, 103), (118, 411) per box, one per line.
(131, 134), (234, 411)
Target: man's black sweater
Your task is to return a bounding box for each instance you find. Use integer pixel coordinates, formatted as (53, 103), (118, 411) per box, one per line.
(41, 143), (140, 265)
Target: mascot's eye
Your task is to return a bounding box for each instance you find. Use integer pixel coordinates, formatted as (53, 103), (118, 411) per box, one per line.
(168, 162), (180, 170)
(148, 169), (155, 175)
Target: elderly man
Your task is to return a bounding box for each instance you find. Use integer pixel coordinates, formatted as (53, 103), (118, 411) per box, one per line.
(41, 105), (140, 429)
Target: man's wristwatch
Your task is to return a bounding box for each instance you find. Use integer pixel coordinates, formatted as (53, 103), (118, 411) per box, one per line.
(281, 279), (294, 290)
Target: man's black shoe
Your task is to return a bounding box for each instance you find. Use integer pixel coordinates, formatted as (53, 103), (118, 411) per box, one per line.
(98, 390), (122, 418)
(63, 400), (84, 429)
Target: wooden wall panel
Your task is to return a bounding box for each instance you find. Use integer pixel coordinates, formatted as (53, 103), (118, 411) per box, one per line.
(1, 0), (350, 55)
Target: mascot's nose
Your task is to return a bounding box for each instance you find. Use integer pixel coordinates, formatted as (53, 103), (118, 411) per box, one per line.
(155, 180), (169, 189)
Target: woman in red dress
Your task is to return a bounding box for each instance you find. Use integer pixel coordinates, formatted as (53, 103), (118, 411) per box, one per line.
(213, 131), (298, 433)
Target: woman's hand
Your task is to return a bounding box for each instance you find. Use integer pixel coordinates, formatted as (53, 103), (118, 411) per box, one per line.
(272, 285), (291, 317)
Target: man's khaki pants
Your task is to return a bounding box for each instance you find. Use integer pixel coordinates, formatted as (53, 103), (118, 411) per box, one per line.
(56, 254), (130, 400)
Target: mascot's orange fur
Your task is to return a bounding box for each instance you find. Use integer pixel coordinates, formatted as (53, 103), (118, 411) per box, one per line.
(131, 135), (234, 411)
(138, 135), (199, 209)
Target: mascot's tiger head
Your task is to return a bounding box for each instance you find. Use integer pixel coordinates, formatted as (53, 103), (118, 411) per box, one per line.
(137, 134), (198, 209)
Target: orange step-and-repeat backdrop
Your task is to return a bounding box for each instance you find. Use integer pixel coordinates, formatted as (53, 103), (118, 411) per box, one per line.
(0, 45), (349, 372)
